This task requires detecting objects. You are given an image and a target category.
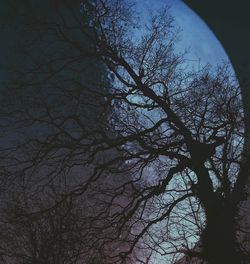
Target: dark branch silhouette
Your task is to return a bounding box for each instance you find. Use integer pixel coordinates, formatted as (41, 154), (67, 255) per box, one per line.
(0, 1), (247, 263)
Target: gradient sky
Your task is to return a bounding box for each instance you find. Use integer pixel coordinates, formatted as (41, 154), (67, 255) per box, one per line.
(0, 2), (238, 263)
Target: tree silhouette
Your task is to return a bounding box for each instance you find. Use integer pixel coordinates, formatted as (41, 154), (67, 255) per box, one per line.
(0, 1), (247, 263)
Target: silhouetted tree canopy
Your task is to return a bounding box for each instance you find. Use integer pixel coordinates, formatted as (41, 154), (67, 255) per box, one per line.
(0, 1), (248, 264)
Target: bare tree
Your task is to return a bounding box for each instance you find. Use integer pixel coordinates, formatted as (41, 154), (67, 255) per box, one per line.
(0, 186), (83, 264)
(0, 1), (247, 264)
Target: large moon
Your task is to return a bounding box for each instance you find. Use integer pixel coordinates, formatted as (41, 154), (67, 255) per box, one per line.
(136, 0), (232, 69)
(134, 1), (235, 263)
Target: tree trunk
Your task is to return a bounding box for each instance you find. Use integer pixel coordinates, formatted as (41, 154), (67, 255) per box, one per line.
(201, 204), (241, 264)
(184, 2), (250, 259)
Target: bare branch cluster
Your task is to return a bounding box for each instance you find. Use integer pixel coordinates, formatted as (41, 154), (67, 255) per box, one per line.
(0, 1), (247, 263)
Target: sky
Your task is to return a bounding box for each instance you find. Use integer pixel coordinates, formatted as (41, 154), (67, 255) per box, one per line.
(0, 1), (240, 263)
